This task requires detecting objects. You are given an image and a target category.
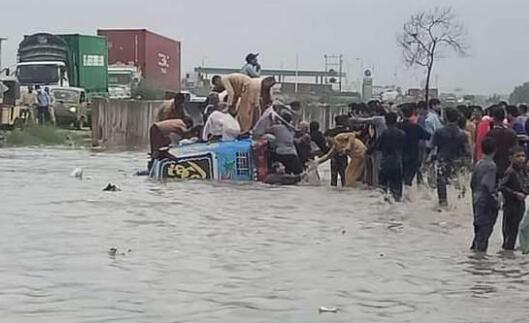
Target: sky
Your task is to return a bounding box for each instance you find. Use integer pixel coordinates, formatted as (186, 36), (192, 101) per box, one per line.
(1, 0), (528, 95)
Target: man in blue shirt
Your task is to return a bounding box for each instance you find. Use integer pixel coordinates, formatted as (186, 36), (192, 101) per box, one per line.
(240, 53), (261, 78)
(424, 99), (443, 151)
(35, 85), (51, 126)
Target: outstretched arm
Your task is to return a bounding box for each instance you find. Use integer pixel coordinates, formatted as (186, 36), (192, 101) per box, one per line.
(317, 145), (336, 164)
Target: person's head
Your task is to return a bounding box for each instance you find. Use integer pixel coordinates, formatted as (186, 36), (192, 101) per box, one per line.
(445, 107), (460, 124)
(499, 101), (508, 109)
(459, 105), (472, 120)
(28, 85), (34, 93)
(375, 104), (387, 116)
(35, 84), (41, 91)
(245, 53), (259, 65)
(44, 86), (50, 94)
(417, 101), (428, 116)
(400, 103), (415, 119)
(506, 105), (519, 121)
(510, 145), (526, 168)
(457, 113), (467, 130)
(519, 104), (528, 115)
(271, 161), (286, 174)
(289, 101), (301, 112)
(481, 136), (496, 157)
(298, 121), (310, 133)
(262, 76), (276, 89)
(491, 105), (506, 123)
(206, 92), (220, 106)
(335, 114), (349, 127)
(385, 112), (398, 126)
(174, 93), (186, 106)
(471, 105), (483, 119)
(211, 75), (224, 91)
(429, 98), (441, 112)
(309, 121), (320, 133)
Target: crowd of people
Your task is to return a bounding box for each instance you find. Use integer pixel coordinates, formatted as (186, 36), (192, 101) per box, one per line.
(148, 53), (529, 254)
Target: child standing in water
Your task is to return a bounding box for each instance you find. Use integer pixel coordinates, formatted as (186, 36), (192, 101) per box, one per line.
(499, 146), (529, 250)
(471, 137), (499, 252)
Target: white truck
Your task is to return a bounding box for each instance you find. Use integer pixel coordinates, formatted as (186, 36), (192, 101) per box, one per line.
(107, 64), (141, 99)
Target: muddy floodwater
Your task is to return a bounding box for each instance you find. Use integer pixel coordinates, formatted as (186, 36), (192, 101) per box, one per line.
(1, 147), (529, 322)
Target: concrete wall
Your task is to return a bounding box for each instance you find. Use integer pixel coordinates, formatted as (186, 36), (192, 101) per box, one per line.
(91, 99), (164, 149)
(92, 99), (351, 150)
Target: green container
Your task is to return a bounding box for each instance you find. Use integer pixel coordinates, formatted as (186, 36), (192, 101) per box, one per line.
(59, 34), (108, 97)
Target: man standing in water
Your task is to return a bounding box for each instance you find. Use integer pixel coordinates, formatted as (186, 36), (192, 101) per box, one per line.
(471, 137), (499, 252)
(376, 112), (406, 201)
(398, 103), (431, 190)
(486, 106), (518, 180)
(432, 107), (471, 207)
(350, 101), (387, 187)
(324, 115), (350, 187)
(425, 99), (444, 153)
(499, 146), (529, 250)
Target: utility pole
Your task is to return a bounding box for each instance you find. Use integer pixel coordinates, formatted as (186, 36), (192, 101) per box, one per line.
(324, 54), (344, 93)
(0, 37), (7, 73)
(295, 54), (299, 93)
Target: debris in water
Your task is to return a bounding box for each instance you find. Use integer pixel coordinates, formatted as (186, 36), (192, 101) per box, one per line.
(71, 167), (83, 179)
(108, 248), (130, 256)
(319, 306), (339, 313)
(103, 183), (120, 192)
(136, 170), (150, 176)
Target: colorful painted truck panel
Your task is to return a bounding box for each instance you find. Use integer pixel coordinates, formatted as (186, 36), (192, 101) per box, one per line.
(150, 139), (268, 181)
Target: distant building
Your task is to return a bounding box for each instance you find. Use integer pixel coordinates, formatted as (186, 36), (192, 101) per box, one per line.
(407, 88), (439, 100)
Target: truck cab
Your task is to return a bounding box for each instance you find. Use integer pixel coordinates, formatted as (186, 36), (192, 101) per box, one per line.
(107, 64), (141, 99)
(16, 61), (69, 88)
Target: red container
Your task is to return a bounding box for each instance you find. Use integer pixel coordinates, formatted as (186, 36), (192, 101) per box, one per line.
(97, 29), (181, 93)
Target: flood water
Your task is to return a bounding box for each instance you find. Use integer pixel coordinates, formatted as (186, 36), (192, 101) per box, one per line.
(1, 147), (529, 322)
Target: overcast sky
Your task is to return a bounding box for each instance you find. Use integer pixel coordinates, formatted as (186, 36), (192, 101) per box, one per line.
(1, 0), (528, 95)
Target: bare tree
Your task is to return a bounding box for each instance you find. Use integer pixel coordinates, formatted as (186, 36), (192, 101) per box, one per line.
(397, 7), (467, 104)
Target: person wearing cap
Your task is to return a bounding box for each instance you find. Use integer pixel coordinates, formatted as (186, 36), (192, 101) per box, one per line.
(241, 53), (261, 78)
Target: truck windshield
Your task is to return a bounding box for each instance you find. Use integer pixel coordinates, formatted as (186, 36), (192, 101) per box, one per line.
(109, 73), (132, 86)
(52, 90), (80, 103)
(17, 65), (60, 85)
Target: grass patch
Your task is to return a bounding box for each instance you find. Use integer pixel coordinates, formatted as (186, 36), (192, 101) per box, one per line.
(3, 126), (90, 147)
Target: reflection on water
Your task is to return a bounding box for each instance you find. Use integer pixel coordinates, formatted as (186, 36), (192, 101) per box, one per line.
(1, 147), (529, 322)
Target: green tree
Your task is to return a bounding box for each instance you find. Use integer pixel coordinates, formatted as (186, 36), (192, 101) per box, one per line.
(510, 82), (529, 104)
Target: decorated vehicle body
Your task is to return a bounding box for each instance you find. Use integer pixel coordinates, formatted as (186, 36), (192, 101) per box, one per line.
(149, 139), (269, 182)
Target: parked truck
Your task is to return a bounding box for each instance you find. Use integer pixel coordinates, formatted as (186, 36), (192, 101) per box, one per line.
(97, 29), (181, 99)
(16, 33), (108, 98)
